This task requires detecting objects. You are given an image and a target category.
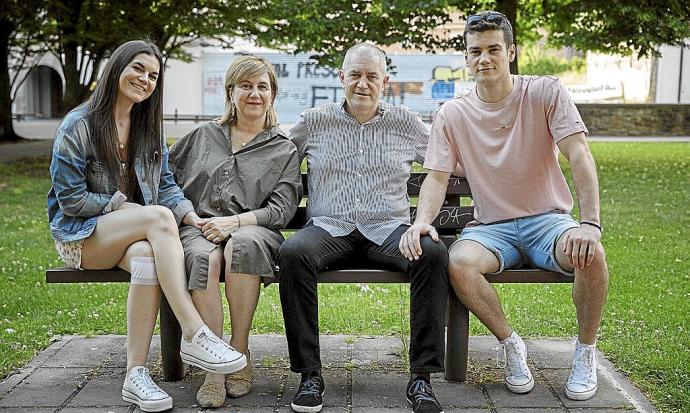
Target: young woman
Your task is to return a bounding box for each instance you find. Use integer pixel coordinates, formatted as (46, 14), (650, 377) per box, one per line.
(47, 40), (246, 412)
(170, 54), (301, 408)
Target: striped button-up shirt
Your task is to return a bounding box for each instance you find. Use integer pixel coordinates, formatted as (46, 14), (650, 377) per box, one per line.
(289, 100), (429, 245)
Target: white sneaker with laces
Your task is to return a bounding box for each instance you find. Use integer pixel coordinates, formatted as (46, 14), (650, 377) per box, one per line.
(122, 366), (173, 412)
(498, 331), (534, 393)
(180, 324), (246, 374)
(566, 340), (598, 400)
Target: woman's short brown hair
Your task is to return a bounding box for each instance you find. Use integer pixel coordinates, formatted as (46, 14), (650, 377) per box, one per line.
(219, 54), (279, 129)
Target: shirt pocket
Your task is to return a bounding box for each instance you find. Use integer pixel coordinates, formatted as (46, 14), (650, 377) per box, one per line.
(85, 160), (116, 194)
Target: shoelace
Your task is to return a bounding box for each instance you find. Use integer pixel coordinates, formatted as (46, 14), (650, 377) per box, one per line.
(496, 342), (529, 376)
(298, 377), (323, 397)
(408, 380), (437, 403)
(131, 369), (162, 397)
(571, 346), (597, 382)
(197, 331), (231, 358)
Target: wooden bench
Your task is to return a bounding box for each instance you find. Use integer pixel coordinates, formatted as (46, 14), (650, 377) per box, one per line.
(46, 173), (573, 382)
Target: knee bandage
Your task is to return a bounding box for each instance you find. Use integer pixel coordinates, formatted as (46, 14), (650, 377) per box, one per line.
(130, 257), (159, 286)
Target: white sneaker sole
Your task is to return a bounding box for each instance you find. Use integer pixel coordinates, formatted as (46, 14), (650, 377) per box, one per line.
(180, 352), (246, 374)
(122, 388), (173, 412)
(290, 401), (323, 412)
(290, 390), (325, 413)
(505, 377), (534, 393)
(565, 385), (597, 400)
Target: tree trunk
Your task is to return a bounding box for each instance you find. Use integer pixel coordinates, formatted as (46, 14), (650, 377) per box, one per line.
(646, 55), (658, 103)
(0, 19), (20, 141)
(496, 0), (519, 74)
(62, 44), (80, 112)
(54, 0), (89, 114)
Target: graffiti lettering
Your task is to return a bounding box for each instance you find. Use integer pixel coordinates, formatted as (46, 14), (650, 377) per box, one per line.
(432, 66), (472, 82)
(274, 63), (289, 78)
(432, 81), (454, 99)
(311, 86), (340, 106)
(204, 75), (224, 96)
(436, 208), (472, 226)
(383, 81), (424, 105)
(298, 62), (339, 79)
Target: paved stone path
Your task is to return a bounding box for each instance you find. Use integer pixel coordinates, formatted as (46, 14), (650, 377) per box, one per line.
(0, 334), (657, 412)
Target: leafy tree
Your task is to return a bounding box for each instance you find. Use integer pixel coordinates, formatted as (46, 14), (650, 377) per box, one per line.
(542, 0), (690, 57)
(255, 0), (690, 75)
(43, 0), (261, 111)
(250, 0), (453, 68)
(444, 0), (690, 73)
(520, 44), (585, 76)
(1, 0), (264, 140)
(3, 0), (690, 141)
(1, 0), (48, 141)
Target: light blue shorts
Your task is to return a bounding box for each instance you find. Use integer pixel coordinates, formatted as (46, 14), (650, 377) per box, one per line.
(455, 212), (579, 276)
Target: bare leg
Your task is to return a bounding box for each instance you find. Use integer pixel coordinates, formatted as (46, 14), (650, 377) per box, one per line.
(118, 241), (160, 371)
(448, 240), (512, 340)
(224, 239), (261, 354)
(81, 205), (203, 339)
(555, 231), (609, 345)
(191, 247), (226, 385)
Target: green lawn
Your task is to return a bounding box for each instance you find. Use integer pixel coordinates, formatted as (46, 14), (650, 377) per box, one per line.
(0, 142), (688, 412)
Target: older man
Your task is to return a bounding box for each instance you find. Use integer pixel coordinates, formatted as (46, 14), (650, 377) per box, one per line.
(279, 43), (448, 413)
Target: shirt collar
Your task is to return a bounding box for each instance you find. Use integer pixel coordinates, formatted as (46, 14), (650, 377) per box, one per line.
(218, 122), (287, 145)
(338, 99), (391, 123)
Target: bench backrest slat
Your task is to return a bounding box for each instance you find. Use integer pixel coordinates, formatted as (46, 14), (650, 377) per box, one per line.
(299, 173), (472, 197)
(286, 205), (474, 231)
(287, 173), (474, 231)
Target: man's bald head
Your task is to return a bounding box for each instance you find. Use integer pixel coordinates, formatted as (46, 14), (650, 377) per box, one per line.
(343, 43), (387, 74)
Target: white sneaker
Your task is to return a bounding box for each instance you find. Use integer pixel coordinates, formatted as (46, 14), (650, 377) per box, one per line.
(122, 366), (173, 412)
(498, 332), (534, 393)
(566, 340), (598, 400)
(180, 325), (247, 374)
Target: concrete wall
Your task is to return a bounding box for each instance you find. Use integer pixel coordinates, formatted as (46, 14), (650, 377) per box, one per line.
(655, 44), (690, 103)
(162, 44), (204, 116)
(586, 52), (652, 103)
(577, 103), (690, 136)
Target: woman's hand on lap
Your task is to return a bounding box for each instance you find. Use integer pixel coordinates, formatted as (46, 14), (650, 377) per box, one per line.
(199, 216), (240, 243)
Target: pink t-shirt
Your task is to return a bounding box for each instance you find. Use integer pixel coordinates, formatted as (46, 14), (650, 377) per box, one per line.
(424, 75), (588, 224)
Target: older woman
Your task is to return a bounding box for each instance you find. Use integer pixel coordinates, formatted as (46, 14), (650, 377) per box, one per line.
(170, 54), (301, 408)
(47, 40), (246, 413)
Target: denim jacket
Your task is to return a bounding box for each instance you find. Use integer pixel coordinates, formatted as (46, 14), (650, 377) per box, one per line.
(47, 105), (194, 243)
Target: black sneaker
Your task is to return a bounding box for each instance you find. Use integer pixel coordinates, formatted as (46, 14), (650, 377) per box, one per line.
(406, 377), (444, 413)
(291, 375), (325, 412)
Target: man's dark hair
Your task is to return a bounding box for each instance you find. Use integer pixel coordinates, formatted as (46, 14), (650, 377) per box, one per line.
(463, 11), (514, 49)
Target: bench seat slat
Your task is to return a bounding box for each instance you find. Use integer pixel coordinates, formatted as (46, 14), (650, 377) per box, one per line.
(46, 267), (572, 284)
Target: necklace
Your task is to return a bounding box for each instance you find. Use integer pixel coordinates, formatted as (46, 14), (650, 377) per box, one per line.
(231, 127), (255, 147)
(116, 141), (127, 172)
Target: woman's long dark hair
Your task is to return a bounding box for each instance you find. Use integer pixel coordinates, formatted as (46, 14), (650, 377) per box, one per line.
(87, 40), (164, 197)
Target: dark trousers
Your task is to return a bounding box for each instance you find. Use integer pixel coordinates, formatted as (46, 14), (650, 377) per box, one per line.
(278, 224), (448, 373)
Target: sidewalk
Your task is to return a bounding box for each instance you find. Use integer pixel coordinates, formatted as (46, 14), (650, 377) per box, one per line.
(0, 334), (656, 412)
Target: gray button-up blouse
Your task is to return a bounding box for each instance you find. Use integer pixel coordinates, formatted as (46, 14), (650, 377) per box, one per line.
(169, 121), (302, 228)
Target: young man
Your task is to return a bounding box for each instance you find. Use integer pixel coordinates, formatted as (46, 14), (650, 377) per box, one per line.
(400, 11), (609, 401)
(279, 43), (448, 413)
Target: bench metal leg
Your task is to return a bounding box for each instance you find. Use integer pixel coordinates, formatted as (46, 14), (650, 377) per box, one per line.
(159, 295), (184, 381)
(445, 292), (469, 382)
